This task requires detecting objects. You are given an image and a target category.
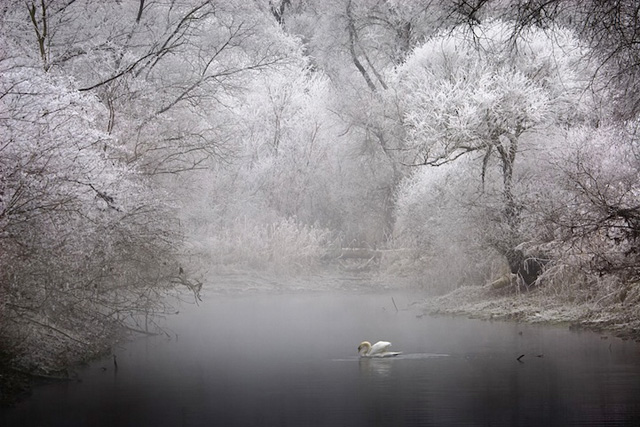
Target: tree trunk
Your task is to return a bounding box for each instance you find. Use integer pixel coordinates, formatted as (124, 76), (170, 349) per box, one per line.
(27, 0), (49, 71)
(496, 133), (519, 238)
(136, 0), (145, 23)
(346, 0), (377, 92)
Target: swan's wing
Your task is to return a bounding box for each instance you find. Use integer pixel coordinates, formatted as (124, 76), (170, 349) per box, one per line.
(369, 341), (392, 355)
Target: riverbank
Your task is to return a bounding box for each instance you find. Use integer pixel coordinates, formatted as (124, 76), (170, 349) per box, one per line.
(419, 284), (640, 342)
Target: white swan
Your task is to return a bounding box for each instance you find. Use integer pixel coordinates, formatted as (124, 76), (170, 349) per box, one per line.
(358, 341), (402, 358)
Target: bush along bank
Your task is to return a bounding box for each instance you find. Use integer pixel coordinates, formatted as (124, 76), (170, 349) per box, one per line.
(420, 272), (640, 342)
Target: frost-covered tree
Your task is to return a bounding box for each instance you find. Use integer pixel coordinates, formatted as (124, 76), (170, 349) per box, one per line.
(391, 157), (499, 290)
(0, 38), (182, 373)
(447, 0), (640, 121)
(527, 125), (640, 281)
(389, 21), (591, 249)
(171, 56), (340, 273)
(3, 0), (297, 176)
(266, 0), (451, 242)
(265, 0), (450, 89)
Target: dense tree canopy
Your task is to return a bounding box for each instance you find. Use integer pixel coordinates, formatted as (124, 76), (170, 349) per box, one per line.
(389, 21), (593, 248)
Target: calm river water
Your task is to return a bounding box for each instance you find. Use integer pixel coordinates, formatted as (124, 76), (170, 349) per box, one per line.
(2, 291), (640, 426)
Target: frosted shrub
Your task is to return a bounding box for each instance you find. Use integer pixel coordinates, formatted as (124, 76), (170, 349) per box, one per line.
(544, 125), (640, 280)
(195, 217), (336, 274)
(389, 160), (502, 292)
(0, 52), (180, 374)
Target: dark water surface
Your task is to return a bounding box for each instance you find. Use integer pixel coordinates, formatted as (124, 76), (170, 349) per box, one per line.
(2, 291), (640, 426)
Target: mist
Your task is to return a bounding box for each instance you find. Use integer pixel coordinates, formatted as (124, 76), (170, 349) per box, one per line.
(2, 0), (640, 424)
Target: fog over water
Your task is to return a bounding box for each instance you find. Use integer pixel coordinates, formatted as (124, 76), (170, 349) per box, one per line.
(2, 288), (640, 426)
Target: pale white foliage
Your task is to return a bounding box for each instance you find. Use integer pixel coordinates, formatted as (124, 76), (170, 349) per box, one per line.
(191, 216), (335, 274)
(389, 20), (591, 166)
(504, 122), (640, 290)
(386, 20), (596, 285)
(0, 42), (179, 371)
(177, 59), (346, 271)
(391, 159), (502, 290)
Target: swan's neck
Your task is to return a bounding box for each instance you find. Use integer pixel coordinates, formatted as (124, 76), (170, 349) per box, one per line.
(359, 342), (372, 357)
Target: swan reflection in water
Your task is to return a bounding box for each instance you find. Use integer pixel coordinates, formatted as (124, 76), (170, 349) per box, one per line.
(358, 355), (398, 377)
(358, 341), (402, 358)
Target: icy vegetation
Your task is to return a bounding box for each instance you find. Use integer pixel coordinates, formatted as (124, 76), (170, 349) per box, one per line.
(2, 0), (640, 390)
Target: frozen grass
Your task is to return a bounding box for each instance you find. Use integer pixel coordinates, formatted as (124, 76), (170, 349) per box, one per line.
(419, 267), (640, 341)
(185, 216), (338, 276)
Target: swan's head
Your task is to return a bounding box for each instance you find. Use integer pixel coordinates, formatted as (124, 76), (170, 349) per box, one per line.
(358, 341), (371, 356)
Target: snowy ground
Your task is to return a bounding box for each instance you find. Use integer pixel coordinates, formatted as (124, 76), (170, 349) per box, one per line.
(418, 285), (640, 342)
